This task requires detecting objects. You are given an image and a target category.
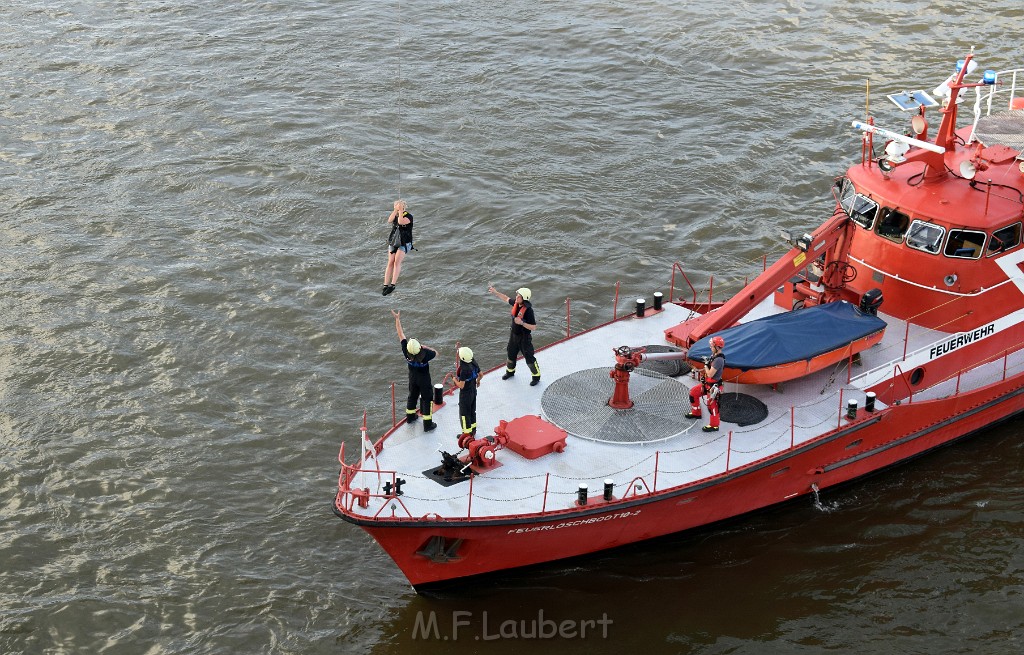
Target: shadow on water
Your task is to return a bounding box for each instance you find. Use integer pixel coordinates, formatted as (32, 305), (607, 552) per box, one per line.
(362, 418), (1023, 655)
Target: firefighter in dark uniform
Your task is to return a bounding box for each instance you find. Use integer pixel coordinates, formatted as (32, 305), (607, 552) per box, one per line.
(686, 335), (725, 432)
(454, 346), (481, 447)
(391, 309), (436, 432)
(487, 284), (541, 386)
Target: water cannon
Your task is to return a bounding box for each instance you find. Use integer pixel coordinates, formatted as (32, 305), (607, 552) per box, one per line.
(458, 433), (508, 470)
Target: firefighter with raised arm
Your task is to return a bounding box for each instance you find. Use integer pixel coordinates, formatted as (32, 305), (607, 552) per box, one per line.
(487, 284), (541, 386)
(686, 336), (725, 432)
(391, 309), (437, 432)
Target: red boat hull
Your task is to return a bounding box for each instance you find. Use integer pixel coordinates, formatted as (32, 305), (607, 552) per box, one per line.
(337, 372), (1024, 587)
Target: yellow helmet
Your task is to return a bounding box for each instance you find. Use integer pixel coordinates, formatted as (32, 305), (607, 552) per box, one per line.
(516, 287), (532, 301)
(458, 346), (474, 362)
(406, 338), (421, 355)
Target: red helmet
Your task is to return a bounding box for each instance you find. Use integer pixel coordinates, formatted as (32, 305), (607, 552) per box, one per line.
(710, 336), (725, 349)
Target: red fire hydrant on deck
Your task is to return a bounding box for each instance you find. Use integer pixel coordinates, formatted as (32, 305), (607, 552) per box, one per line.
(609, 346), (645, 409)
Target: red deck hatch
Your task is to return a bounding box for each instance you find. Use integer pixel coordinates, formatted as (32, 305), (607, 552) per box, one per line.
(495, 415), (567, 460)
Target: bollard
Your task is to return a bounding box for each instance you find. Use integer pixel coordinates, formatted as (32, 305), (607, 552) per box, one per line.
(865, 392), (876, 412)
(433, 384), (443, 406)
(577, 484), (588, 506)
(846, 399), (858, 420)
(603, 479), (614, 501)
(653, 291), (663, 311)
(635, 298), (645, 318)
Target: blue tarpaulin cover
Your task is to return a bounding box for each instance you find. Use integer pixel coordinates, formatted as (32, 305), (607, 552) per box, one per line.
(686, 301), (887, 371)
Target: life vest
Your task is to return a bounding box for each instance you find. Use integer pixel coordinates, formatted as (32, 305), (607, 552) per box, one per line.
(458, 361), (480, 382)
(406, 350), (429, 368)
(703, 352), (725, 387)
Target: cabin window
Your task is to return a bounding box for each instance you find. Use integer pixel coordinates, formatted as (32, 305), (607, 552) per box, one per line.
(876, 208), (910, 242)
(988, 223), (1022, 256)
(905, 220), (945, 254)
(944, 229), (986, 259)
(837, 179), (878, 229)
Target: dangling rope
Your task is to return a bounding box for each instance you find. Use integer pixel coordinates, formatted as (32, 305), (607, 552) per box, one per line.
(396, 0), (403, 199)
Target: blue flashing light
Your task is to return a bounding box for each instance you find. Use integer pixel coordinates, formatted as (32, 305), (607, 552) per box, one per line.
(983, 70), (997, 85)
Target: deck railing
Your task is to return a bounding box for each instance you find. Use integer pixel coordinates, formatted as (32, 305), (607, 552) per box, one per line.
(969, 67), (1024, 142)
(336, 260), (1024, 521)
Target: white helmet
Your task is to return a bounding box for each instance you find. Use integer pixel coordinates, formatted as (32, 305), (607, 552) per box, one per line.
(458, 346), (474, 362)
(516, 287), (532, 301)
(406, 338), (421, 355)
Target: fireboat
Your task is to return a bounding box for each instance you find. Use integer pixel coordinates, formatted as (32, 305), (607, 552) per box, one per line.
(334, 53), (1024, 588)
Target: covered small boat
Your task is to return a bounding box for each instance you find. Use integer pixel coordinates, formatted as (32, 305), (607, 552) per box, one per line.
(686, 300), (887, 385)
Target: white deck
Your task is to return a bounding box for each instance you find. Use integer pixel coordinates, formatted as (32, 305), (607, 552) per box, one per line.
(345, 299), (1024, 521)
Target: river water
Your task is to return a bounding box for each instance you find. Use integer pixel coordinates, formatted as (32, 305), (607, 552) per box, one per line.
(2, 1), (1021, 653)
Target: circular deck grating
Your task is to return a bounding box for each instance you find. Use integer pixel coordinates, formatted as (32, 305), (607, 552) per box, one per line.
(636, 344), (691, 377)
(974, 112), (1024, 152)
(540, 367), (693, 444)
(719, 392), (769, 427)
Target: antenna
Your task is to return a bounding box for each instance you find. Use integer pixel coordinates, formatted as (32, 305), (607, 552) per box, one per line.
(851, 121), (946, 155)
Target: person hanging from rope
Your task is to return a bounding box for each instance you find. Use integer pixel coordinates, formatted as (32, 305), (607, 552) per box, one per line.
(488, 284), (541, 386)
(453, 346), (481, 448)
(392, 309), (436, 432)
(382, 199), (414, 296)
(686, 336), (725, 432)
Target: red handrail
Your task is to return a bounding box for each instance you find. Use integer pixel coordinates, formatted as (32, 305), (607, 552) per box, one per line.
(837, 388), (844, 429)
(892, 363), (914, 403)
(670, 262), (697, 305)
(390, 382), (396, 426)
(372, 495), (414, 519)
(790, 406), (795, 448)
(652, 451), (660, 492)
(725, 431), (733, 470)
(541, 472), (550, 513)
(621, 475), (652, 498)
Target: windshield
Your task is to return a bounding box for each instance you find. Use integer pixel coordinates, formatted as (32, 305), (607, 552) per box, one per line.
(837, 178), (878, 229)
(906, 220), (944, 254)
